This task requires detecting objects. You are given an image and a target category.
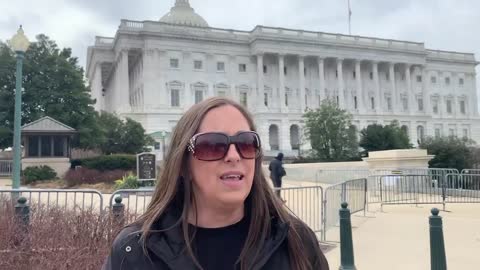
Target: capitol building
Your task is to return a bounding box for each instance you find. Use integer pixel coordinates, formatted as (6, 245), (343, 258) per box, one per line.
(86, 0), (480, 158)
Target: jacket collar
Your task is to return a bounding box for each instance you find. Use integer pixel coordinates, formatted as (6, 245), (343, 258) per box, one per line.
(145, 208), (289, 270)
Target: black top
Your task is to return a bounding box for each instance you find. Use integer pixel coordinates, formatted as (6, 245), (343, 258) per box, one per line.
(192, 217), (249, 270)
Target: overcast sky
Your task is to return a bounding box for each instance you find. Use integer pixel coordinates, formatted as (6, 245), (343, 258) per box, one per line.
(1, 0), (480, 106)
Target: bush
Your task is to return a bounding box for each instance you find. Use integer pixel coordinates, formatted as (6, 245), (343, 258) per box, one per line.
(114, 173), (139, 190)
(64, 167), (128, 187)
(0, 196), (117, 269)
(71, 155), (136, 171)
(22, 165), (57, 185)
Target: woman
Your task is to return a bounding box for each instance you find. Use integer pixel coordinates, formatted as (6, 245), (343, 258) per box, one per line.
(103, 97), (329, 270)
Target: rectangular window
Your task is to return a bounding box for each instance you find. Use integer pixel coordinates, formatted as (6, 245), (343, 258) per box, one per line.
(435, 129), (441, 138)
(369, 72), (373, 80)
(402, 97), (408, 111)
(433, 101), (438, 114)
(353, 71), (356, 79)
(170, 58), (179, 69)
(194, 60), (203, 70)
(459, 78), (464, 85)
(463, 129), (468, 138)
(284, 66), (288, 75)
(53, 136), (64, 157)
(386, 73), (389, 81)
(431, 76), (437, 83)
(460, 100), (466, 114)
(239, 64), (247, 73)
(41, 136), (52, 157)
(416, 75), (422, 83)
(445, 77), (450, 85)
(28, 136), (39, 157)
(371, 97), (375, 110)
(263, 65), (267, 74)
(449, 129), (455, 137)
(240, 92), (247, 107)
(217, 62), (225, 72)
(354, 96), (358, 109)
(171, 89), (180, 107)
(285, 93), (289, 106)
(446, 100), (452, 114)
(304, 68), (307, 76)
(264, 93), (268, 106)
(217, 91), (226, 97)
(387, 97), (392, 111)
(335, 70), (338, 78)
(195, 90), (203, 104)
(418, 98), (424, 111)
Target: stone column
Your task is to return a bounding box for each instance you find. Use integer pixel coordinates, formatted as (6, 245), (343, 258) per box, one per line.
(337, 58), (345, 108)
(422, 66), (431, 115)
(318, 57), (326, 105)
(355, 60), (364, 113)
(405, 64), (415, 115)
(257, 53), (266, 111)
(278, 54), (286, 112)
(117, 50), (130, 113)
(472, 73), (479, 116)
(389, 62), (397, 114)
(281, 118), (292, 153)
(372, 61), (381, 112)
(93, 65), (104, 111)
(299, 55), (306, 112)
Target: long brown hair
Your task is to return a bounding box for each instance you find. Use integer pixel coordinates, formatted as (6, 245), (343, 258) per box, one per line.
(136, 97), (312, 270)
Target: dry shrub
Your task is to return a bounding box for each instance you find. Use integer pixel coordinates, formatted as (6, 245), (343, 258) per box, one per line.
(0, 196), (123, 270)
(64, 168), (128, 187)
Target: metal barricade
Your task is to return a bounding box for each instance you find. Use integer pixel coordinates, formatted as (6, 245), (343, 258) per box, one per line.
(379, 175), (444, 210)
(109, 188), (155, 222)
(443, 174), (480, 204)
(461, 169), (480, 175)
(0, 189), (104, 212)
(323, 178), (367, 241)
(0, 160), (13, 177)
(274, 186), (324, 239)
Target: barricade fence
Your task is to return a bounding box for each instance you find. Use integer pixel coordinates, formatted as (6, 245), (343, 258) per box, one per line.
(0, 160), (12, 177)
(0, 189), (104, 213)
(323, 178), (367, 241)
(1, 169), (479, 244)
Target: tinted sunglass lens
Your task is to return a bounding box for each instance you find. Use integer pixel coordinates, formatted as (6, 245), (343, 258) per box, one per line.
(236, 133), (259, 159)
(194, 133), (229, 161)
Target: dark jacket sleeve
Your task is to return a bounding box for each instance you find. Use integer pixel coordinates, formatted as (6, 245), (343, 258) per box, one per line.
(102, 226), (142, 270)
(298, 225), (329, 270)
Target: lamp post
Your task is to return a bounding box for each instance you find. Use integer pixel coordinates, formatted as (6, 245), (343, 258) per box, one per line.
(9, 26), (30, 190)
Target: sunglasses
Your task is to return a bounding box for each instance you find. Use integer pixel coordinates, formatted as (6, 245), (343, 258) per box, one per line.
(187, 131), (261, 161)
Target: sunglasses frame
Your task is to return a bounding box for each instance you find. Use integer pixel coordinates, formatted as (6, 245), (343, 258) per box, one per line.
(187, 131), (262, 161)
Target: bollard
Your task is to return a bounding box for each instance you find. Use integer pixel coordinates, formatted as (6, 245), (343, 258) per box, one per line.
(112, 196), (125, 227)
(15, 197), (30, 227)
(339, 202), (357, 270)
(14, 197), (30, 246)
(429, 208), (447, 270)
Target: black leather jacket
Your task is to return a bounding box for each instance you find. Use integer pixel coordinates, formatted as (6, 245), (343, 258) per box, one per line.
(102, 210), (329, 270)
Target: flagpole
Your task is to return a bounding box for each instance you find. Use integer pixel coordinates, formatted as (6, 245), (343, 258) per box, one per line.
(348, 0), (352, 35)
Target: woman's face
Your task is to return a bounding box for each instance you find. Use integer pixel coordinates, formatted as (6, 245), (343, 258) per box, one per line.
(189, 105), (256, 209)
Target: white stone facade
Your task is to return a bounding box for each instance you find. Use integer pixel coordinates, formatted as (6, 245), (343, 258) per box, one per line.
(86, 0), (480, 158)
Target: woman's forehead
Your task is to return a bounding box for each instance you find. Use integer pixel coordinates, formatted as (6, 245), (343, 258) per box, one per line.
(198, 105), (251, 134)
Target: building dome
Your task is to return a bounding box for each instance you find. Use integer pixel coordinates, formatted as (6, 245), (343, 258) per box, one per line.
(160, 0), (209, 28)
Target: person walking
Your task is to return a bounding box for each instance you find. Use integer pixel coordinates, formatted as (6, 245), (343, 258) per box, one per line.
(269, 152), (286, 200)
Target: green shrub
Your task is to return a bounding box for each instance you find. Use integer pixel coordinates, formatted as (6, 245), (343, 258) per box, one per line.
(22, 165), (57, 184)
(71, 155), (136, 171)
(114, 173), (139, 190)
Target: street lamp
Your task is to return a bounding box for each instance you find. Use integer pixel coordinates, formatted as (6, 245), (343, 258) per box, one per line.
(9, 26), (30, 190)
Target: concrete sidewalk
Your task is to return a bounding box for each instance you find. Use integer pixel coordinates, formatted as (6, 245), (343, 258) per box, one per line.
(324, 203), (480, 269)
